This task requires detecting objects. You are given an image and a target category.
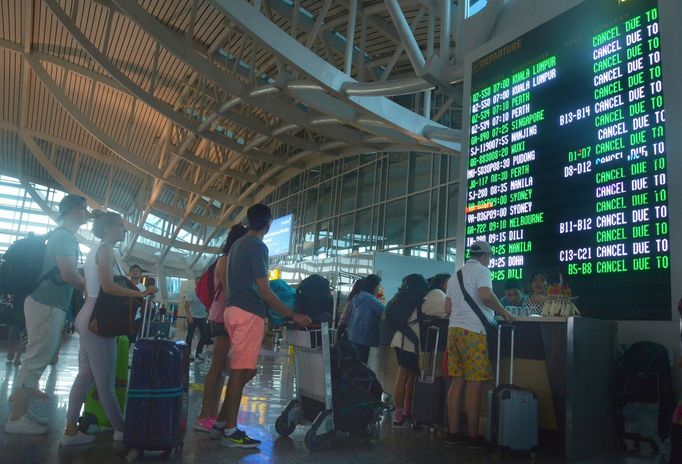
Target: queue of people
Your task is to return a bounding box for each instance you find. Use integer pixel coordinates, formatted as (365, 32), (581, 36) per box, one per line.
(2, 198), (679, 459)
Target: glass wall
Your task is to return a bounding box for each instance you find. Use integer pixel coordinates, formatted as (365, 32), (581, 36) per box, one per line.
(264, 151), (461, 266)
(0, 175), (93, 262)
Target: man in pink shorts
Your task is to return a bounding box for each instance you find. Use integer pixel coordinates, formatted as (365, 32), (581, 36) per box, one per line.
(213, 203), (311, 448)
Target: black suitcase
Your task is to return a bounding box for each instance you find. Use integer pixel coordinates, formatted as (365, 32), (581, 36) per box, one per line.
(412, 325), (446, 429)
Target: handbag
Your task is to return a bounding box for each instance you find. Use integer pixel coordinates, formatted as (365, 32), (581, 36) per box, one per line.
(89, 260), (143, 337)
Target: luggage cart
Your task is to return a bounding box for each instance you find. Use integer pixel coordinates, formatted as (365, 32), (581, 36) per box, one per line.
(275, 321), (337, 450)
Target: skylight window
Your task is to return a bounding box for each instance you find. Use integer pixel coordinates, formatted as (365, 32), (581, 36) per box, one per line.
(467, 0), (487, 17)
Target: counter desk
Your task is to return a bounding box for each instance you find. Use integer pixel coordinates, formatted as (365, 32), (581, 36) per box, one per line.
(488, 316), (618, 460)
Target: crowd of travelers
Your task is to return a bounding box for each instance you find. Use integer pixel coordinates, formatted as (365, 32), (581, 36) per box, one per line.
(0, 195), (680, 460)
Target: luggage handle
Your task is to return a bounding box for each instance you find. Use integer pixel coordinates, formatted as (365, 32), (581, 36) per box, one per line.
(420, 325), (440, 382)
(495, 323), (515, 387)
(140, 295), (154, 339)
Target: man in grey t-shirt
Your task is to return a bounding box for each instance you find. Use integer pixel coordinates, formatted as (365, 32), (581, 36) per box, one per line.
(6, 195), (88, 435)
(213, 204), (311, 448)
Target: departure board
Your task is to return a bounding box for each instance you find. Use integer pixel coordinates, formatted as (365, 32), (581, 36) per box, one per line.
(464, 0), (671, 320)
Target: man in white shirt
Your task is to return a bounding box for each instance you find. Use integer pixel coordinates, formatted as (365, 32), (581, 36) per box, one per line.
(443, 241), (513, 448)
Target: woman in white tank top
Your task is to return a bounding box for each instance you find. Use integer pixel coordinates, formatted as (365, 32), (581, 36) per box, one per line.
(61, 211), (155, 447)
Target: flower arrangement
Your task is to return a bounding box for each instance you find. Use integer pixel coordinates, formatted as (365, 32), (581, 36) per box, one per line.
(541, 281), (581, 317)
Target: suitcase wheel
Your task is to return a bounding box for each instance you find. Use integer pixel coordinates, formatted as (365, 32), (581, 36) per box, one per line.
(304, 429), (335, 451)
(275, 414), (296, 437)
(77, 413), (96, 433)
(304, 429), (323, 451)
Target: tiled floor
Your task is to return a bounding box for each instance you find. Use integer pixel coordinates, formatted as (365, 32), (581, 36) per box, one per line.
(0, 330), (672, 464)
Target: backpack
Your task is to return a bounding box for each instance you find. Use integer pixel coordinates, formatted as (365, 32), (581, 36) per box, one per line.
(196, 257), (221, 308)
(295, 274), (333, 322)
(331, 349), (384, 432)
(0, 231), (60, 296)
(268, 279), (297, 326)
(382, 274), (429, 348)
(612, 341), (676, 440)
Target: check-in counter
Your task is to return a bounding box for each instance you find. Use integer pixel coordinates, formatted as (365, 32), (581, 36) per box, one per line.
(488, 316), (618, 460)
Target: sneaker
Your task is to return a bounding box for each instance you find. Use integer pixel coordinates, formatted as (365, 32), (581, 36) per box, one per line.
(113, 430), (124, 442)
(60, 431), (96, 447)
(466, 435), (488, 449)
(444, 432), (467, 444)
(27, 396), (50, 425)
(194, 417), (216, 433)
(4, 415), (48, 435)
(210, 421), (225, 440)
(220, 429), (261, 448)
(27, 409), (49, 426)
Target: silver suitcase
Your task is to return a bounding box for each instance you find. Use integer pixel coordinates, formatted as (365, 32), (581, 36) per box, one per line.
(485, 324), (539, 452)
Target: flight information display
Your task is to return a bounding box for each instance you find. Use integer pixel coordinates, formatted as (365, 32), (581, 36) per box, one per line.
(464, 0), (671, 320)
(263, 214), (294, 257)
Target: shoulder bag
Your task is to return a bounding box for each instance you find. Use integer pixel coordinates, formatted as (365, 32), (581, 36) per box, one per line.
(89, 258), (143, 337)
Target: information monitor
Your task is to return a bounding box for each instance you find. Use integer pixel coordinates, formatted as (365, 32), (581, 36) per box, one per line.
(463, 0), (671, 320)
(263, 214), (294, 258)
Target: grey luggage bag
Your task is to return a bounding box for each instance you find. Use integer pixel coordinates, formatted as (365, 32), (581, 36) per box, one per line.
(485, 323), (539, 453)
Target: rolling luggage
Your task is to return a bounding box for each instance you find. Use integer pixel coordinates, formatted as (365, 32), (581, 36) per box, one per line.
(412, 325), (446, 429)
(485, 324), (538, 453)
(123, 297), (189, 459)
(79, 335), (129, 432)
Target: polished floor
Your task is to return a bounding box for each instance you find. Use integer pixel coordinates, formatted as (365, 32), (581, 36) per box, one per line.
(0, 328), (671, 464)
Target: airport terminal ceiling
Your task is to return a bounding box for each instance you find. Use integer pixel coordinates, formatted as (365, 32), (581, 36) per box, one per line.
(0, 0), (469, 273)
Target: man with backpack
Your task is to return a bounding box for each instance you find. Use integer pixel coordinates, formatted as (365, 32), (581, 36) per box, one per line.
(212, 204), (311, 448)
(444, 241), (513, 448)
(5, 194), (89, 435)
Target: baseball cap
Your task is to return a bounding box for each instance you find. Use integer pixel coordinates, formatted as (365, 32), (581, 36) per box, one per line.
(57, 195), (87, 221)
(470, 240), (493, 255)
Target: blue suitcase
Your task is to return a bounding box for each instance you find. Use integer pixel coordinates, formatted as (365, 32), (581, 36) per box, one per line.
(485, 324), (539, 454)
(124, 302), (189, 459)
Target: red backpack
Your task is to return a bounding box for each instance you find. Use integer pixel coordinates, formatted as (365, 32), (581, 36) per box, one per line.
(195, 257), (222, 308)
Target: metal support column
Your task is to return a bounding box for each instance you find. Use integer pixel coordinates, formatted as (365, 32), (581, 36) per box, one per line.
(344, 0), (358, 75)
(383, 0), (426, 73)
(440, 0), (451, 61)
